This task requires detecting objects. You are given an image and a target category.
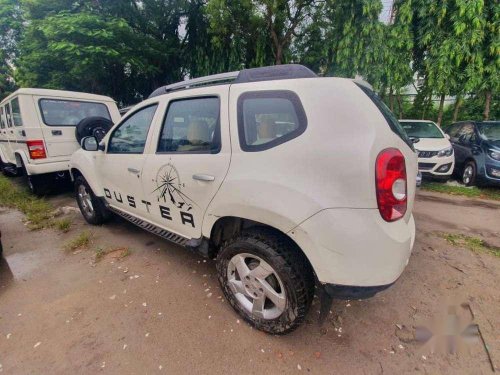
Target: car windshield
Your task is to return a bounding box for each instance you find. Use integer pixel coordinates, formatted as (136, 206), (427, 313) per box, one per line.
(478, 122), (500, 141)
(400, 121), (443, 139)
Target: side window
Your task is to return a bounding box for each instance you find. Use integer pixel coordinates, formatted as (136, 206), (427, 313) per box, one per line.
(5, 103), (12, 127)
(157, 97), (220, 153)
(0, 107), (5, 129)
(458, 123), (476, 143)
(237, 91), (307, 151)
(108, 104), (158, 154)
(11, 98), (23, 127)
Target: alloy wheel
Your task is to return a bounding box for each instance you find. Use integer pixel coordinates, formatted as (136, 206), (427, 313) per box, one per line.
(78, 184), (94, 216)
(227, 253), (286, 320)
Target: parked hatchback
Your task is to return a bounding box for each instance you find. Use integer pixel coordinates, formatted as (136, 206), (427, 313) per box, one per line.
(0, 89), (120, 194)
(446, 121), (500, 186)
(399, 120), (454, 180)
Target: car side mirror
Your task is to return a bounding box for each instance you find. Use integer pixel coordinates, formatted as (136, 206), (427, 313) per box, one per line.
(445, 134), (450, 140)
(81, 136), (99, 151)
(410, 137), (420, 144)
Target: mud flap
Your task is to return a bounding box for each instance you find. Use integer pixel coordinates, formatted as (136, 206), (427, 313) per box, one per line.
(318, 285), (334, 325)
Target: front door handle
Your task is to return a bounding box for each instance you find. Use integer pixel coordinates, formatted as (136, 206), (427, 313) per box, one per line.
(193, 174), (215, 182)
(127, 167), (140, 174)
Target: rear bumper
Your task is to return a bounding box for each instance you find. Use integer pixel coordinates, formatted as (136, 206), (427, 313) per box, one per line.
(289, 208), (415, 287)
(24, 159), (70, 175)
(323, 282), (394, 300)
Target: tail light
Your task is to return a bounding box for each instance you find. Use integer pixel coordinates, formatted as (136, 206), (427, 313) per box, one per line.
(27, 140), (47, 159)
(375, 148), (407, 222)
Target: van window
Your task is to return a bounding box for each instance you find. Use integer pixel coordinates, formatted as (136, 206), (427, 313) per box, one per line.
(0, 107), (5, 129)
(5, 103), (12, 127)
(39, 99), (111, 127)
(237, 91), (307, 152)
(11, 98), (23, 127)
(157, 97), (221, 153)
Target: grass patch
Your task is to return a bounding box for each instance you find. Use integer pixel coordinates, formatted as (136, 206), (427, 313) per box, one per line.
(0, 174), (53, 229)
(421, 181), (500, 201)
(439, 232), (500, 258)
(92, 246), (131, 264)
(54, 218), (72, 232)
(64, 231), (92, 251)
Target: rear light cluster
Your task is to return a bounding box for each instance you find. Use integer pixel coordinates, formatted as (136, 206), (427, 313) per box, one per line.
(27, 140), (47, 159)
(375, 148), (407, 222)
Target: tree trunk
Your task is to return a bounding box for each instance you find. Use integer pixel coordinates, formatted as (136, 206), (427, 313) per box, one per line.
(452, 96), (463, 122)
(483, 91), (492, 121)
(396, 93), (404, 119)
(389, 86), (394, 112)
(437, 93), (445, 127)
(421, 94), (431, 119)
(275, 45), (283, 65)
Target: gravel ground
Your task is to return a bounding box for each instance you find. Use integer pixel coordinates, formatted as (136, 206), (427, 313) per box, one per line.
(0, 187), (499, 374)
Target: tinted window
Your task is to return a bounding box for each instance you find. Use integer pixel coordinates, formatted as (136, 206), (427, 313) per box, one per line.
(238, 91), (307, 151)
(457, 123), (476, 143)
(158, 97), (220, 153)
(400, 121), (443, 138)
(108, 104), (158, 154)
(478, 122), (500, 141)
(39, 99), (111, 127)
(447, 124), (462, 138)
(11, 98), (23, 127)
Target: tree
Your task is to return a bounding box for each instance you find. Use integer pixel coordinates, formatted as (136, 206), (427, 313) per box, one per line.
(15, 12), (156, 104)
(0, 0), (22, 98)
(323, 0), (386, 88)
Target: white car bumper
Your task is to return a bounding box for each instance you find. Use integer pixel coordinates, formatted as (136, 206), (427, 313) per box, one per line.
(289, 208), (415, 287)
(417, 154), (454, 177)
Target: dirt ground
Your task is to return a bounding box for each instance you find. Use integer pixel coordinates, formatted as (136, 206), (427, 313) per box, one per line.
(0, 183), (499, 374)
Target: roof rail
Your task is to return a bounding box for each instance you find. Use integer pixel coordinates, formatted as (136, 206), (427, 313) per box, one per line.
(149, 71), (240, 98)
(148, 64), (317, 98)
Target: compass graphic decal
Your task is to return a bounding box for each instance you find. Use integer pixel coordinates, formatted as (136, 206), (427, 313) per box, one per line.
(153, 163), (196, 210)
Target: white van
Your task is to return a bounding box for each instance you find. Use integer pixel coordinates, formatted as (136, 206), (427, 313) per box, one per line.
(0, 89), (120, 194)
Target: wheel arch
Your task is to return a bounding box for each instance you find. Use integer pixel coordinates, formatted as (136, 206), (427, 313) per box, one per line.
(206, 215), (317, 282)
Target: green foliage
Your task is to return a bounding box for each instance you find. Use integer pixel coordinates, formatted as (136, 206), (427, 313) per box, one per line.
(421, 181), (500, 201)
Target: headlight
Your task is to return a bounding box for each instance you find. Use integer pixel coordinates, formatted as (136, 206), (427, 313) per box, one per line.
(488, 149), (500, 161)
(437, 146), (453, 157)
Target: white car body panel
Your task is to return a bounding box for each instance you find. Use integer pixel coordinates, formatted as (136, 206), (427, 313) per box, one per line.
(70, 76), (417, 288)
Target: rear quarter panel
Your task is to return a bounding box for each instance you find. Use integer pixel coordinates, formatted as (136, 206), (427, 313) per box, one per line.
(203, 78), (417, 237)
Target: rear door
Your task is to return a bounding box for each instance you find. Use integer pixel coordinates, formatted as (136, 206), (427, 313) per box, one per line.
(35, 97), (113, 157)
(3, 101), (16, 163)
(141, 87), (231, 240)
(0, 105), (7, 162)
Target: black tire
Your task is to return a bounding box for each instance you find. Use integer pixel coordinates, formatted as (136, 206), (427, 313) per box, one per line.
(75, 116), (113, 144)
(75, 176), (110, 225)
(216, 227), (315, 334)
(19, 160), (48, 196)
(461, 161), (477, 186)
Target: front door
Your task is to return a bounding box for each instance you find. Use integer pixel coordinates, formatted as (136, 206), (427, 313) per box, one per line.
(142, 88), (231, 240)
(97, 103), (159, 221)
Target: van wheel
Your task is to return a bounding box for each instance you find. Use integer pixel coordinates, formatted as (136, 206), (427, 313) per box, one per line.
(216, 228), (314, 334)
(462, 161), (476, 186)
(75, 176), (110, 225)
(27, 175), (48, 196)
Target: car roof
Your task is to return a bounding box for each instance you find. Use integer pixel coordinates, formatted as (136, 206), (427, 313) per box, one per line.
(1, 88), (116, 104)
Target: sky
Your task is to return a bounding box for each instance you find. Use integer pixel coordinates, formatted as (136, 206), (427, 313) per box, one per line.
(380, 0), (394, 23)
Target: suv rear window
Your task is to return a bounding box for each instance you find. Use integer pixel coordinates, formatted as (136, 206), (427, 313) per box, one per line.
(39, 99), (111, 127)
(356, 84), (414, 150)
(237, 90), (307, 151)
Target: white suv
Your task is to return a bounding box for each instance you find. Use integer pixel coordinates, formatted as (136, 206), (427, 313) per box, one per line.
(399, 119), (455, 180)
(0, 89), (120, 194)
(70, 65), (417, 334)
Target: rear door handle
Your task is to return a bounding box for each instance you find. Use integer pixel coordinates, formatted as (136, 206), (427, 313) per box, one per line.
(193, 174), (215, 182)
(52, 130), (62, 136)
(127, 167), (140, 174)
